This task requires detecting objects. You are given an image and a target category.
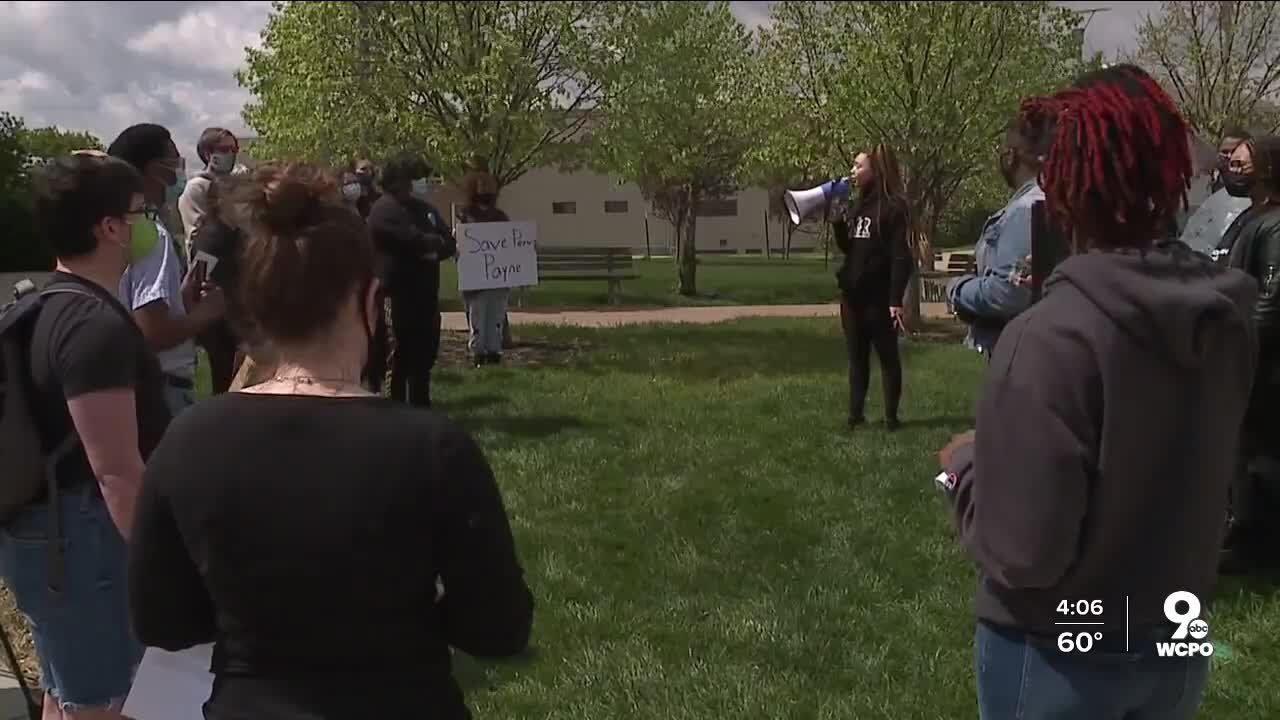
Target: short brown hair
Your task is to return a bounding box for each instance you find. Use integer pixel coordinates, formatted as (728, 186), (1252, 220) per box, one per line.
(197, 127), (236, 163)
(227, 162), (373, 345)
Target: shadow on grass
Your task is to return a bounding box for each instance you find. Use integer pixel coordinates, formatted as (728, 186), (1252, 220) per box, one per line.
(458, 414), (589, 440)
(894, 415), (974, 431)
(436, 393), (509, 414)
(453, 646), (540, 693)
(561, 323), (951, 381)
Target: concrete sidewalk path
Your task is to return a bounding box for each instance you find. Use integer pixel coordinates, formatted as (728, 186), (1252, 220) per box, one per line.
(442, 302), (950, 330)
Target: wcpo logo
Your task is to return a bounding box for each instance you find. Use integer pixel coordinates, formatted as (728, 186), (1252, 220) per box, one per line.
(1156, 591), (1214, 658)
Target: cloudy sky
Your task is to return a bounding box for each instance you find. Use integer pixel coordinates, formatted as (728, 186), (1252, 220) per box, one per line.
(0, 0), (1160, 164)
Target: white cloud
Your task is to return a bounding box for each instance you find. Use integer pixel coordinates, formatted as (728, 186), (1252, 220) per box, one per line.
(127, 4), (267, 74)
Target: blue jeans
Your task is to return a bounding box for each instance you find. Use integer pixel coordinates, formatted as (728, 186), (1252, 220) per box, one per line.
(463, 288), (510, 356)
(975, 622), (1209, 719)
(0, 486), (142, 710)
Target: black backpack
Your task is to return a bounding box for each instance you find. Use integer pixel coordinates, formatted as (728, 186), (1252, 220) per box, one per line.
(0, 278), (99, 720)
(0, 279), (100, 582)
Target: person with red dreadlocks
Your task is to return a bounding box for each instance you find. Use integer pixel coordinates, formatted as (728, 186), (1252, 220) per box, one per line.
(1216, 134), (1280, 574)
(933, 64), (1257, 719)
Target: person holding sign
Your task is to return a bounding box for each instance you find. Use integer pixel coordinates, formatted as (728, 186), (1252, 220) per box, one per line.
(367, 152), (456, 407)
(457, 167), (511, 366)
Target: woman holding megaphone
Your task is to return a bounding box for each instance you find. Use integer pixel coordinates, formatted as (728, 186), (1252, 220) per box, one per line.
(833, 143), (914, 431)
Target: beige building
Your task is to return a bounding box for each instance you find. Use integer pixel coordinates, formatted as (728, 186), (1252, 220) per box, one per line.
(441, 165), (818, 255)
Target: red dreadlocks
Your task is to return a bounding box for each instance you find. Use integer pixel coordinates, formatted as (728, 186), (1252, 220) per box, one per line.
(1031, 64), (1192, 249)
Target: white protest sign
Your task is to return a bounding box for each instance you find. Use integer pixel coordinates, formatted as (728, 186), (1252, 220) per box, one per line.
(456, 221), (539, 292)
(122, 644), (214, 720)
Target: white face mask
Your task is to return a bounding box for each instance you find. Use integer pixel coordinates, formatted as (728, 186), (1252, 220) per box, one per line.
(411, 178), (430, 198)
(209, 152), (237, 174)
(342, 182), (363, 201)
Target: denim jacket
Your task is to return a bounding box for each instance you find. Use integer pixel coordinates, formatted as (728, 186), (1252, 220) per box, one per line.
(946, 180), (1043, 354)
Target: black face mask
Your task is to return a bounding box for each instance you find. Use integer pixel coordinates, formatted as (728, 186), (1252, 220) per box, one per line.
(1223, 170), (1256, 198)
(475, 192), (497, 206)
(356, 171), (374, 186)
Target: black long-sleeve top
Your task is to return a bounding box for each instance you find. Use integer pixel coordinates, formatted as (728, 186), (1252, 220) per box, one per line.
(128, 394), (534, 720)
(1224, 203), (1280, 434)
(367, 193), (457, 296)
(832, 190), (914, 307)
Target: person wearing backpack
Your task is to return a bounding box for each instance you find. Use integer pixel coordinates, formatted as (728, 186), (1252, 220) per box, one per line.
(0, 154), (172, 718)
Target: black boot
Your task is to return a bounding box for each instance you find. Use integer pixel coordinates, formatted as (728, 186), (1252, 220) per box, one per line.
(885, 417), (901, 432)
(847, 415), (866, 430)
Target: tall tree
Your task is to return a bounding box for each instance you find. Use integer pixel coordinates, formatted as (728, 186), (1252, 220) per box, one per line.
(1135, 0), (1280, 139)
(0, 113), (50, 272)
(238, 0), (629, 185)
(591, 0), (761, 296)
(19, 126), (103, 161)
(759, 0), (1081, 314)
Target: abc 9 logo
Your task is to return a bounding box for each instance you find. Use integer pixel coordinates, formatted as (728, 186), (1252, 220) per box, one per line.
(1165, 591), (1209, 640)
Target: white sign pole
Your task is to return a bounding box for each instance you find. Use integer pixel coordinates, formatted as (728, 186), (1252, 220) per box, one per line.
(456, 221), (540, 292)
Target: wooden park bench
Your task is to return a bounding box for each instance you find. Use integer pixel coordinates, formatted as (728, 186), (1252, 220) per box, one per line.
(515, 246), (639, 306)
(920, 252), (976, 304)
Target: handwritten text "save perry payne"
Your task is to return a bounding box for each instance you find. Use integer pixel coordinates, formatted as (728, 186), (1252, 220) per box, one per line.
(464, 225), (535, 283)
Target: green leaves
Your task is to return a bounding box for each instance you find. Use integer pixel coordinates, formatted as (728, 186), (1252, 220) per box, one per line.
(756, 1), (1081, 246)
(238, 1), (630, 184)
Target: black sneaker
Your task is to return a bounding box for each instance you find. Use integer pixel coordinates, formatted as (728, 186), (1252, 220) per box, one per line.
(472, 355), (485, 369)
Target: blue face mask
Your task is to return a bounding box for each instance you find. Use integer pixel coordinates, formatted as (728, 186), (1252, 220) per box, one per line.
(165, 172), (187, 206)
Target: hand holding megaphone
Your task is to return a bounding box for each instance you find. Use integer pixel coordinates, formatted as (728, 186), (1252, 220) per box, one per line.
(783, 177), (851, 225)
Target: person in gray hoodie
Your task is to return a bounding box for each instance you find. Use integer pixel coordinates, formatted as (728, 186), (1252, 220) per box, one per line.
(936, 65), (1257, 720)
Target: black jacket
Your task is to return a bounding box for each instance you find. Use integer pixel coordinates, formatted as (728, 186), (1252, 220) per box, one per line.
(367, 194), (456, 297)
(944, 243), (1256, 634)
(1223, 203), (1280, 432)
(833, 191), (914, 307)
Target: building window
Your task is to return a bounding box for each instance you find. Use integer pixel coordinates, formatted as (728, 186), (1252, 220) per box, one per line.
(697, 198), (738, 217)
(552, 201), (577, 215)
(719, 238), (728, 248)
(604, 200), (629, 214)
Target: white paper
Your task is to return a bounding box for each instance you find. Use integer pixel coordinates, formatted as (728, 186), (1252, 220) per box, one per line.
(122, 644), (215, 720)
(456, 221), (539, 292)
(193, 250), (219, 275)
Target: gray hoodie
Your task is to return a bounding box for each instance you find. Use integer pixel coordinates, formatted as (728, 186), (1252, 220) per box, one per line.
(944, 242), (1256, 635)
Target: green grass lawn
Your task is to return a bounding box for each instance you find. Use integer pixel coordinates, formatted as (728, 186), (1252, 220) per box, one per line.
(418, 319), (1278, 719)
(438, 254), (842, 311)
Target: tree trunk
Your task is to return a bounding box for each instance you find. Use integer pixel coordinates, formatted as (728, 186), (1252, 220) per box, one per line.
(678, 203), (698, 296)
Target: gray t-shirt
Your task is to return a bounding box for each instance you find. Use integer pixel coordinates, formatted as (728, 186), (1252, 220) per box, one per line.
(120, 221), (198, 380)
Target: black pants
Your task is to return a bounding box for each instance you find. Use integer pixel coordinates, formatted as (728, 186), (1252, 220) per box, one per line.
(387, 286), (442, 408)
(364, 295), (390, 394)
(1229, 427), (1280, 556)
(842, 299), (902, 422)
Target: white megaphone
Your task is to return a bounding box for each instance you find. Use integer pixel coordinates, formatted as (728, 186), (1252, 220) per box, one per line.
(783, 178), (851, 225)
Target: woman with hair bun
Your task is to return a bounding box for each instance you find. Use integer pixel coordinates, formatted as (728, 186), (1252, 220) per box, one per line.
(127, 163), (534, 719)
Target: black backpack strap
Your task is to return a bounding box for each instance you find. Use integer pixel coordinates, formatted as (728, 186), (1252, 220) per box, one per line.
(29, 284), (99, 597)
